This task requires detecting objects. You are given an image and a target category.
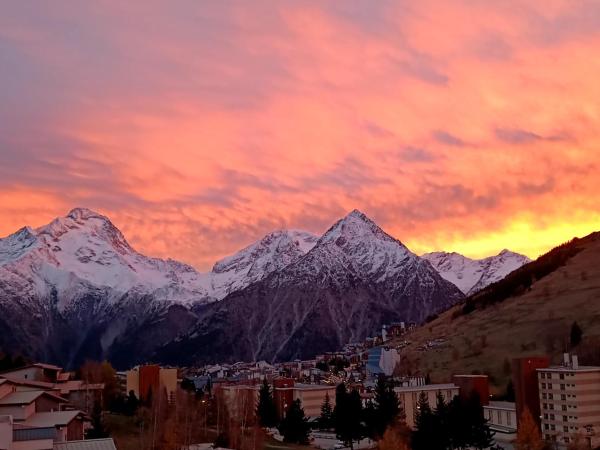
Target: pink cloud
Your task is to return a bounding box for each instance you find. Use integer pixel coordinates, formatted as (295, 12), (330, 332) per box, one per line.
(1, 1), (600, 269)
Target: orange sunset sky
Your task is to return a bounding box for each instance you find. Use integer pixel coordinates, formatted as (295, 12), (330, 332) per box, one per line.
(1, 1), (599, 270)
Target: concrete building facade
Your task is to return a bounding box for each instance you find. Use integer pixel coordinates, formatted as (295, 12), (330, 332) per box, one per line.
(484, 401), (517, 433)
(292, 384), (336, 419)
(538, 355), (600, 448)
(394, 383), (459, 428)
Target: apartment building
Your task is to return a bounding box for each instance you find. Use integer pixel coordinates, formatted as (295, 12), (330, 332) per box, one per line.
(484, 401), (517, 434)
(125, 365), (178, 403)
(394, 383), (459, 428)
(538, 354), (600, 448)
(292, 384), (336, 418)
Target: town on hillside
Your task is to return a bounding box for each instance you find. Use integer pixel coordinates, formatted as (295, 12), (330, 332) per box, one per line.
(0, 320), (596, 450)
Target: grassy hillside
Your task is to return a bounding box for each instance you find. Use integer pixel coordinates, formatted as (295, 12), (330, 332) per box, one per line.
(394, 231), (600, 394)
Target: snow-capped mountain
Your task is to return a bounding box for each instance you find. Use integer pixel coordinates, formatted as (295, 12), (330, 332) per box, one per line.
(0, 207), (467, 368)
(153, 210), (465, 365)
(0, 208), (319, 367)
(0, 208), (318, 309)
(422, 249), (531, 296)
(0, 208), (214, 309)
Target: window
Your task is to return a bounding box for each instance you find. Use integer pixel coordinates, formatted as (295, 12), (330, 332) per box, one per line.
(560, 384), (565, 390)
(564, 426), (569, 433)
(549, 393), (554, 400)
(560, 373), (565, 380)
(561, 394), (566, 400)
(542, 383), (547, 389)
(563, 416), (568, 422)
(562, 405), (567, 411)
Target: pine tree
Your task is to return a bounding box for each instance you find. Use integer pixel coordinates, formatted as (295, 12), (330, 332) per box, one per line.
(256, 379), (278, 428)
(465, 391), (495, 449)
(373, 375), (400, 437)
(86, 400), (108, 439)
(505, 380), (516, 402)
(471, 408), (495, 449)
(362, 399), (377, 439)
(447, 396), (468, 449)
(412, 392), (436, 450)
(125, 390), (139, 416)
(334, 384), (363, 450)
(570, 321), (583, 348)
(279, 399), (310, 444)
(515, 408), (545, 450)
(319, 393), (333, 430)
(333, 383), (348, 436)
(433, 392), (450, 450)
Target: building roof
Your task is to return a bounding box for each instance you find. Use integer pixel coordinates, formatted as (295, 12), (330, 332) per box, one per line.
(0, 363), (63, 375)
(394, 383), (459, 393)
(22, 410), (83, 428)
(538, 365), (600, 373)
(486, 401), (516, 411)
(54, 438), (117, 450)
(0, 376), (56, 389)
(453, 374), (489, 378)
(32, 363), (63, 371)
(293, 383), (335, 391)
(56, 380), (105, 393)
(0, 390), (67, 406)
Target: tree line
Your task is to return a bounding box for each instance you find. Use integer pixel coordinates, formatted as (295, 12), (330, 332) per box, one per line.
(257, 375), (497, 450)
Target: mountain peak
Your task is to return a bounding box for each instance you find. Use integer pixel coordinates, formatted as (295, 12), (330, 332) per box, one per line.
(345, 209), (374, 224)
(320, 209), (395, 247)
(67, 207), (107, 222)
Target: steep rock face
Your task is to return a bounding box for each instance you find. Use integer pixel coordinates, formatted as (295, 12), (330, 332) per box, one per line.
(422, 249), (531, 295)
(154, 210), (465, 365)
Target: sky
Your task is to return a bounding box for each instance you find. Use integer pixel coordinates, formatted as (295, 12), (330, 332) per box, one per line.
(1, 1), (599, 271)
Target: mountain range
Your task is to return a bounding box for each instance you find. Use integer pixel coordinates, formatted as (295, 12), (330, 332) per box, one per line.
(0, 208), (529, 368)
